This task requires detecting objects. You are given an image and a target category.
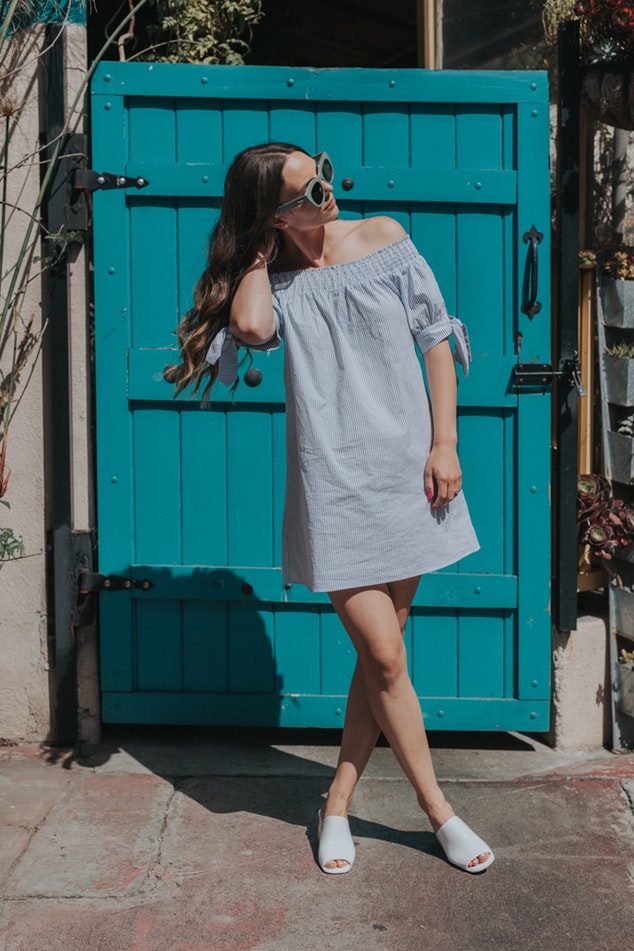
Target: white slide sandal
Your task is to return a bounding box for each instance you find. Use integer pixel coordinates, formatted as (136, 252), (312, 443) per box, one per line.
(317, 810), (356, 874)
(435, 816), (495, 873)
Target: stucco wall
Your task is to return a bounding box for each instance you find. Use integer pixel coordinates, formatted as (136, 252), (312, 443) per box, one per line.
(0, 22), (89, 742)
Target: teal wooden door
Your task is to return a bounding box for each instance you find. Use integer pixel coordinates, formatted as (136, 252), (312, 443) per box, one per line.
(92, 64), (551, 731)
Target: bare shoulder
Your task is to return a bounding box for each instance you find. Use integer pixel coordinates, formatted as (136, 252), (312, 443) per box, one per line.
(352, 216), (407, 253)
(322, 217), (408, 266)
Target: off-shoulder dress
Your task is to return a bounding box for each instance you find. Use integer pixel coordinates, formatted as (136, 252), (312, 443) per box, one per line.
(207, 236), (479, 592)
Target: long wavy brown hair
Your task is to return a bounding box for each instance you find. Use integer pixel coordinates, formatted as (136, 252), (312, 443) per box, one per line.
(165, 141), (307, 399)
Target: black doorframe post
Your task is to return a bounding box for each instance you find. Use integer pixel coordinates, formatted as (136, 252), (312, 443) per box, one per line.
(554, 20), (581, 632)
(45, 22), (77, 743)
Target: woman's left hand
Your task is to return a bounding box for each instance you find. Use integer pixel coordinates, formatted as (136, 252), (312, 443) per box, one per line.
(424, 445), (462, 509)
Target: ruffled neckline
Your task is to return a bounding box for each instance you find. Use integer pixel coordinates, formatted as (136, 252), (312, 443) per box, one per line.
(269, 235), (416, 291)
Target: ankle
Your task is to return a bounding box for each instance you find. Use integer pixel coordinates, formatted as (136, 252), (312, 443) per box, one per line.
(418, 794), (455, 832)
(322, 788), (353, 818)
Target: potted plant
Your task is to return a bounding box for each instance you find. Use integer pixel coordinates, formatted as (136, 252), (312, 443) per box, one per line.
(617, 647), (634, 717)
(543, 1), (634, 128)
(604, 339), (634, 404)
(578, 473), (634, 569)
(600, 248), (634, 327)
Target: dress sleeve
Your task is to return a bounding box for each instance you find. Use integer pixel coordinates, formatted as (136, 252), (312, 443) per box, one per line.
(205, 316), (281, 387)
(399, 253), (471, 376)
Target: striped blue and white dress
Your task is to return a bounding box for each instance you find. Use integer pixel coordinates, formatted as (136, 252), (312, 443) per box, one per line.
(208, 236), (479, 592)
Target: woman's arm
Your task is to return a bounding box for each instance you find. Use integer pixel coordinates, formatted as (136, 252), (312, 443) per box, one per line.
(422, 339), (462, 509)
(229, 255), (277, 345)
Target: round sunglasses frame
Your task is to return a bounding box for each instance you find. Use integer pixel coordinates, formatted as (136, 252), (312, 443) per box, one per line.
(276, 152), (334, 214)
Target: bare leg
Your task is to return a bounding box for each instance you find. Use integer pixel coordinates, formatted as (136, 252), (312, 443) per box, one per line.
(325, 581), (490, 869)
(323, 576), (419, 817)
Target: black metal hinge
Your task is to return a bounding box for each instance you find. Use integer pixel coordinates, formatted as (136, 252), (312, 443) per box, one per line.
(73, 170), (150, 192)
(78, 572), (155, 594)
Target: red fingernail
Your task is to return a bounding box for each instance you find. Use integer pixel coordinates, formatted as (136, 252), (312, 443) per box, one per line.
(426, 489), (433, 499)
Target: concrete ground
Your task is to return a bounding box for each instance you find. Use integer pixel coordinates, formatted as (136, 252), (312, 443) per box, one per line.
(1, 726), (633, 951)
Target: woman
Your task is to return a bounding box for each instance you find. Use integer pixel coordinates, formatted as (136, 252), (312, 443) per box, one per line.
(167, 142), (494, 875)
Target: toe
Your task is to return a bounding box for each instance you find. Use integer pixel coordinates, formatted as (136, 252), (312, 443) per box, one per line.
(468, 851), (491, 867)
(324, 858), (350, 870)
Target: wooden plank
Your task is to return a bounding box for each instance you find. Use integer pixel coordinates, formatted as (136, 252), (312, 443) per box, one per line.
(275, 606), (321, 696)
(129, 200), (179, 346)
(226, 406), (274, 566)
(131, 565), (518, 608)
(181, 408), (228, 566)
(128, 350), (518, 407)
(128, 96), (176, 164)
(101, 691), (550, 731)
(457, 411), (507, 574)
(411, 609), (458, 697)
(133, 406), (181, 565)
(228, 601), (276, 693)
(135, 600), (182, 690)
(92, 90), (135, 693)
(93, 63), (549, 103)
(458, 612), (505, 698)
(515, 100), (552, 701)
(183, 600), (229, 692)
(119, 163), (517, 204)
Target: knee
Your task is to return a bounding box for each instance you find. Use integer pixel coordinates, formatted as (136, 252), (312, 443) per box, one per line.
(363, 639), (408, 693)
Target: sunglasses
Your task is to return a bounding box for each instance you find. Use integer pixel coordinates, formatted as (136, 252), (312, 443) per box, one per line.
(276, 152), (335, 214)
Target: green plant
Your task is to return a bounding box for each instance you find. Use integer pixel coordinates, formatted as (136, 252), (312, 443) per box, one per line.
(604, 248), (634, 279)
(143, 0), (264, 65)
(543, 0), (634, 64)
(578, 473), (634, 568)
(617, 410), (634, 434)
(606, 339), (634, 357)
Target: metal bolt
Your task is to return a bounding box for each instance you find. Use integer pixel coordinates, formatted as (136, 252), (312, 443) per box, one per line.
(108, 267), (115, 275)
(389, 79), (396, 87)
(287, 77), (295, 87)
(475, 182), (482, 190)
(387, 180), (395, 188)
(530, 485), (537, 494)
(202, 175), (209, 183)
(97, 176), (106, 185)
(104, 578), (111, 588)
(201, 76), (208, 84)
(104, 73), (112, 82)
(474, 586), (482, 594)
(104, 102), (112, 111)
(531, 109), (538, 117)
(437, 710), (445, 717)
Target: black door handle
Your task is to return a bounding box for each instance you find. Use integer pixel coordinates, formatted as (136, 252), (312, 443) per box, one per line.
(521, 225), (543, 318)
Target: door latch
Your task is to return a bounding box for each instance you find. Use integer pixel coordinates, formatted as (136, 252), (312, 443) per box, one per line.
(512, 353), (586, 396)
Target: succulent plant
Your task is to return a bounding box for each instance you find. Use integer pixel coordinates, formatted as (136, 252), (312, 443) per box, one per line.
(617, 412), (634, 436)
(577, 474), (634, 568)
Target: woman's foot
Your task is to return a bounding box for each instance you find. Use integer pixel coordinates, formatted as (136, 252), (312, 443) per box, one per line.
(428, 802), (491, 870)
(317, 807), (355, 873)
(434, 815), (494, 873)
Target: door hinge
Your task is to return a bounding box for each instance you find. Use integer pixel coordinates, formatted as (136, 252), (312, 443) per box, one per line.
(512, 353), (586, 395)
(77, 571), (155, 594)
(73, 170), (150, 192)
